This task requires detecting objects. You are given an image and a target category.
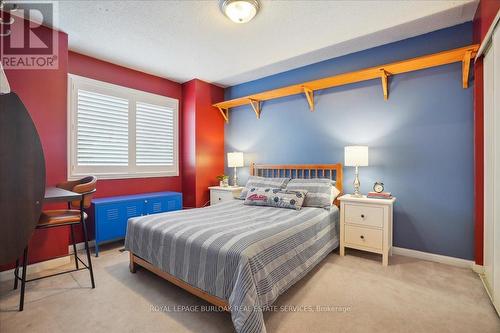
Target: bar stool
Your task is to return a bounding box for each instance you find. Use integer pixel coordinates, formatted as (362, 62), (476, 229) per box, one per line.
(13, 176), (97, 311)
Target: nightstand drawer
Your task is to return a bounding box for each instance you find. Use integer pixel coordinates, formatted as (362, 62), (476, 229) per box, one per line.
(345, 225), (383, 250)
(210, 190), (235, 205)
(344, 204), (384, 228)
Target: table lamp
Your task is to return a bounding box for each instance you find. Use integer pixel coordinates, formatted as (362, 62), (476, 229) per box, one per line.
(227, 152), (244, 186)
(344, 146), (369, 197)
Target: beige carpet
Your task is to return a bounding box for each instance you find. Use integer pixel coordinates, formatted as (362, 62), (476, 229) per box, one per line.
(1, 243), (498, 333)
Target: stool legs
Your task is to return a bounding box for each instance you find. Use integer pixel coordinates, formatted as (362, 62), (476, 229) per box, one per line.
(19, 246), (28, 311)
(14, 218), (96, 312)
(13, 258), (19, 290)
(81, 217), (95, 288)
(70, 224), (79, 269)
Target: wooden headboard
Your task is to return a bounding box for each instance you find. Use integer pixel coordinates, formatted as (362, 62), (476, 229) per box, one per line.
(249, 163), (343, 205)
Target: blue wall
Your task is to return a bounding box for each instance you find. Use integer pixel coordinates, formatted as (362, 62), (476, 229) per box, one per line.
(224, 23), (474, 260)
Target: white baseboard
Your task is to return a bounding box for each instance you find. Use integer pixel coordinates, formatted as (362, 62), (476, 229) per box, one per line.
(0, 241), (98, 283)
(472, 263), (485, 274)
(477, 269), (500, 316)
(68, 240), (95, 254)
(392, 246), (475, 269)
(0, 256), (71, 282)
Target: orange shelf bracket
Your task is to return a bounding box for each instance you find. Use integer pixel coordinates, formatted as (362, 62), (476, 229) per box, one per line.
(380, 69), (389, 100)
(217, 107), (229, 123)
(303, 87), (314, 111)
(462, 50), (472, 89)
(249, 99), (261, 119)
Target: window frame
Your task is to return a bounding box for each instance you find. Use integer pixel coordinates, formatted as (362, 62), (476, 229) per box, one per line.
(67, 74), (179, 180)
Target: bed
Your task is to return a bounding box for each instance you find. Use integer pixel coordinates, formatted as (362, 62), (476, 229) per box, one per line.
(125, 163), (343, 333)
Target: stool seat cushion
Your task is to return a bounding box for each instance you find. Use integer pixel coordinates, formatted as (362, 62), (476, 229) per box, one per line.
(37, 210), (87, 228)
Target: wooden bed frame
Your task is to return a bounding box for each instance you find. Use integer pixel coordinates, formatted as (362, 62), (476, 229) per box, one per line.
(129, 163), (343, 310)
(249, 163), (343, 206)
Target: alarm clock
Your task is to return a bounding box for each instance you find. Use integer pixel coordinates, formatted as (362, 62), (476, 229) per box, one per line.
(373, 182), (384, 193)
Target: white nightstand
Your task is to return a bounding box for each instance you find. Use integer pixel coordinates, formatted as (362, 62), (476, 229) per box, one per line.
(339, 194), (396, 266)
(209, 186), (243, 205)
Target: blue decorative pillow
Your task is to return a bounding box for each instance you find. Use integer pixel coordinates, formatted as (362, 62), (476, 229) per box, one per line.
(244, 187), (308, 210)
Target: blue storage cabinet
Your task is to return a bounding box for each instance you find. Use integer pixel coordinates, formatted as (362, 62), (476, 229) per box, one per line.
(91, 191), (182, 256)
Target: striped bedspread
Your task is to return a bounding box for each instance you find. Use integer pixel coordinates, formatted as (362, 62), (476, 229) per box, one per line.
(124, 200), (339, 333)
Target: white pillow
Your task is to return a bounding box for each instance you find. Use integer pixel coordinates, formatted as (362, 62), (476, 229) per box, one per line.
(286, 178), (334, 208)
(331, 185), (341, 203)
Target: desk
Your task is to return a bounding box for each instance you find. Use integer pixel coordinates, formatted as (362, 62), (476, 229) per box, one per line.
(44, 187), (82, 203)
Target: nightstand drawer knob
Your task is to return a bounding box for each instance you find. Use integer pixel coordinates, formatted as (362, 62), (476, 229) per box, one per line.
(360, 235), (365, 239)
(361, 214), (365, 218)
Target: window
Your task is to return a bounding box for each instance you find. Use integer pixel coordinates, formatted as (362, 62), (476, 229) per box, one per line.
(68, 74), (179, 180)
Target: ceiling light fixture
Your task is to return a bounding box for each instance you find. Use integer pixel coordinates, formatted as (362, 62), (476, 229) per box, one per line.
(220, 0), (260, 24)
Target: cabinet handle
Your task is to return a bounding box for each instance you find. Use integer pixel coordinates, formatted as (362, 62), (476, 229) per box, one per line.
(145, 200), (148, 203)
(360, 235), (365, 239)
(218, 197), (221, 200)
(361, 214), (365, 218)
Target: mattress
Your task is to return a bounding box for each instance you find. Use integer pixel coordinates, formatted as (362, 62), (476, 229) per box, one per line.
(124, 200), (339, 333)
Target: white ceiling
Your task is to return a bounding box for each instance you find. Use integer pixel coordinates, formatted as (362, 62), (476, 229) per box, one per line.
(48, 0), (478, 86)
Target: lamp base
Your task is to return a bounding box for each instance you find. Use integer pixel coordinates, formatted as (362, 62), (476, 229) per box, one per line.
(232, 167), (239, 187)
(352, 165), (362, 197)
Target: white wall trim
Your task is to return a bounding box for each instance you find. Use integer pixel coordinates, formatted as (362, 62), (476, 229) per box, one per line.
(0, 241), (98, 282)
(472, 264), (485, 274)
(479, 273), (500, 315)
(392, 246), (474, 269)
(476, 8), (500, 59)
(0, 256), (71, 282)
(68, 240), (95, 254)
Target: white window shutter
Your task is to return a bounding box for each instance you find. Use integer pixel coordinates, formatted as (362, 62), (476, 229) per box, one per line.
(68, 74), (179, 180)
(76, 90), (129, 166)
(136, 102), (174, 166)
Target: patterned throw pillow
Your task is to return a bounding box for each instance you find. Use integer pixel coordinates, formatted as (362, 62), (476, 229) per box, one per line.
(244, 187), (308, 210)
(286, 178), (335, 208)
(239, 176), (290, 199)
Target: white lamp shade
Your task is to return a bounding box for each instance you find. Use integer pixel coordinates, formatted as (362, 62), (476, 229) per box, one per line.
(344, 146), (369, 167)
(227, 152), (244, 167)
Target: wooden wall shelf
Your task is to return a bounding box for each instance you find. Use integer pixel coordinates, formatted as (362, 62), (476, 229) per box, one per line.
(214, 44), (479, 123)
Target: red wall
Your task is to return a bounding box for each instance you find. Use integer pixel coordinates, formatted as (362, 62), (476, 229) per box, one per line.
(181, 79), (225, 208)
(473, 0), (500, 265)
(194, 80), (225, 206)
(182, 80), (197, 207)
